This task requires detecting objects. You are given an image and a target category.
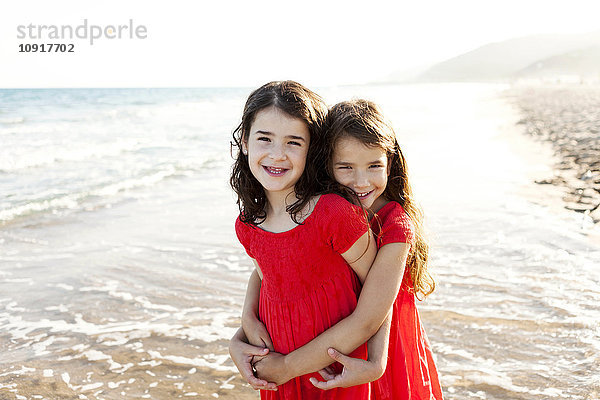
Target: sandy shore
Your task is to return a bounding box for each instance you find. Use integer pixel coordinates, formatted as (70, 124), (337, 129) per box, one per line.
(507, 85), (600, 225)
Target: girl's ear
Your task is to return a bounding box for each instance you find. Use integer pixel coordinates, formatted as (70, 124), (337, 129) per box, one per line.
(241, 140), (248, 156)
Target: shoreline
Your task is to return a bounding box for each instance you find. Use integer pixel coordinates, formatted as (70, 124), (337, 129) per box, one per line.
(505, 84), (600, 244)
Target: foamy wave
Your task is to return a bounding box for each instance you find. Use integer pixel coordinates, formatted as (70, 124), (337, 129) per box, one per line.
(95, 166), (179, 197)
(0, 192), (85, 222)
(31, 336), (57, 356)
(0, 116), (25, 125)
(1, 313), (181, 341)
(0, 166), (188, 223)
(48, 283), (75, 291)
(0, 138), (141, 172)
(82, 350), (123, 371)
(463, 371), (530, 394)
(443, 365), (568, 398)
(2, 313), (236, 356)
(0, 366), (35, 377)
(79, 280), (178, 312)
(146, 350), (236, 373)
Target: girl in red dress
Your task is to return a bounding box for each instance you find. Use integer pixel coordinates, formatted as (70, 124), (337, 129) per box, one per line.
(235, 99), (443, 400)
(229, 82), (377, 399)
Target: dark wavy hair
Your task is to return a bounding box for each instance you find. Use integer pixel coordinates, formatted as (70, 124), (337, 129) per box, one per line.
(324, 99), (435, 298)
(230, 81), (330, 225)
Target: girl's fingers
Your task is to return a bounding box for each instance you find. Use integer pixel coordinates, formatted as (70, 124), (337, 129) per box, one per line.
(260, 334), (275, 351)
(240, 358), (277, 391)
(245, 345), (269, 357)
(252, 354), (267, 363)
(246, 368), (277, 391)
(249, 379), (278, 391)
(323, 366), (335, 375)
(309, 377), (340, 390)
(239, 363), (257, 383)
(317, 368), (336, 381)
(254, 322), (275, 351)
(237, 357), (261, 384)
(327, 348), (353, 366)
(262, 382), (278, 391)
(248, 376), (267, 388)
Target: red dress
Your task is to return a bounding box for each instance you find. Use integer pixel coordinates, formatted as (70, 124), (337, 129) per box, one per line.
(235, 194), (371, 400)
(370, 201), (443, 400)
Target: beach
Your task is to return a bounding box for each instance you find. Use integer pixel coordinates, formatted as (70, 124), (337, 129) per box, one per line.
(508, 85), (600, 227)
(1, 84), (599, 399)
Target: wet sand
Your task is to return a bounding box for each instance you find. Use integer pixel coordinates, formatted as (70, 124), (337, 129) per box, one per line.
(0, 337), (255, 399)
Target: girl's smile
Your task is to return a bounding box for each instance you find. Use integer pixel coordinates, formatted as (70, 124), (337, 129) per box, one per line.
(332, 136), (390, 212)
(263, 166), (289, 176)
(244, 107), (310, 198)
(356, 190), (374, 200)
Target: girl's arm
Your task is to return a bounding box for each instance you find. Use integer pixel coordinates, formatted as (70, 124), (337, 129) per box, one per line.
(363, 309), (392, 376)
(229, 262), (277, 389)
(254, 241), (409, 384)
(310, 310), (392, 390)
(241, 263), (274, 350)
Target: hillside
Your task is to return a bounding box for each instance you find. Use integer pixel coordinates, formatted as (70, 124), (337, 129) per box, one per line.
(514, 46), (600, 80)
(407, 31), (600, 82)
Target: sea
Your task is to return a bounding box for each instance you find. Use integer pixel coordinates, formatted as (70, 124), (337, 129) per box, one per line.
(1, 83), (599, 399)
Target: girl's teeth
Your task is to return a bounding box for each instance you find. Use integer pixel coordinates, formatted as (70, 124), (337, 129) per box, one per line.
(266, 167), (285, 174)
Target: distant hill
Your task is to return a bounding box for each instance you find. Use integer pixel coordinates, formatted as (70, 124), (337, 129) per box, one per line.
(514, 46), (600, 80)
(400, 31), (600, 82)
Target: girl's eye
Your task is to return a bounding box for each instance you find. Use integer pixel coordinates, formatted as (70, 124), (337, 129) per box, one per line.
(337, 166), (352, 170)
(288, 141), (302, 146)
(370, 164), (384, 169)
(257, 137), (270, 142)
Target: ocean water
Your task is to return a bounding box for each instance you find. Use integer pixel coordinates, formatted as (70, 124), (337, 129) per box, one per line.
(1, 84), (599, 399)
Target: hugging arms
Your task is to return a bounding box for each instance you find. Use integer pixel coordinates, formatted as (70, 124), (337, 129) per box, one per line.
(230, 238), (410, 389)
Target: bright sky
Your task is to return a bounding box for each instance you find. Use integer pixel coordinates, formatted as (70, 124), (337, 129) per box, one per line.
(1, 0), (599, 88)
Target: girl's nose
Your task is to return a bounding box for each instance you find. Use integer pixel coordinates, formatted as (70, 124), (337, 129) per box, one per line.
(354, 172), (369, 188)
(269, 144), (287, 160)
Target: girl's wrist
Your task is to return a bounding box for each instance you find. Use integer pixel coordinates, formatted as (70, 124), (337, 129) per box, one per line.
(282, 353), (297, 379)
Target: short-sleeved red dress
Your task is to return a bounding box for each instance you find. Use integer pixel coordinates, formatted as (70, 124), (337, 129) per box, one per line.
(370, 201), (443, 400)
(235, 194), (371, 400)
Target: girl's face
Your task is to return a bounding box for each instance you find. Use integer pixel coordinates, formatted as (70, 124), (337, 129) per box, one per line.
(243, 107), (310, 198)
(332, 136), (390, 211)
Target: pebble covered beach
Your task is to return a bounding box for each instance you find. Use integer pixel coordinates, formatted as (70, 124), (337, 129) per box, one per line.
(509, 85), (600, 225)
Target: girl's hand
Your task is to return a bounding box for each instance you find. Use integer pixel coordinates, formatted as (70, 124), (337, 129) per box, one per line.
(309, 348), (385, 390)
(229, 330), (277, 391)
(243, 318), (275, 351)
(252, 351), (292, 385)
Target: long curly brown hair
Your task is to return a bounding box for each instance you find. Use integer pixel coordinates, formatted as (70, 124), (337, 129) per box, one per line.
(230, 81), (331, 225)
(324, 99), (435, 298)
